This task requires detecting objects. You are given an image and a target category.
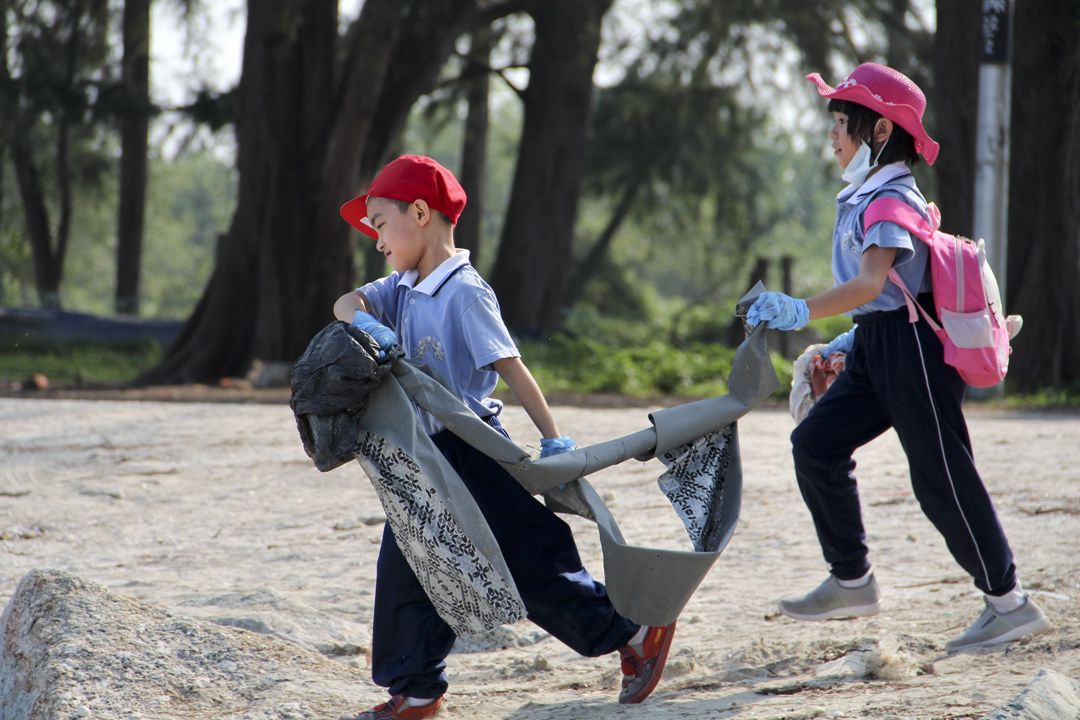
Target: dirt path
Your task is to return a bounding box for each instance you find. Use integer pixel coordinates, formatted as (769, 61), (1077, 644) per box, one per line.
(1, 397), (1077, 718)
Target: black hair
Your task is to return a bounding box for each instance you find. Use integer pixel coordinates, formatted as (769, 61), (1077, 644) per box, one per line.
(827, 98), (919, 166)
(385, 198), (450, 224)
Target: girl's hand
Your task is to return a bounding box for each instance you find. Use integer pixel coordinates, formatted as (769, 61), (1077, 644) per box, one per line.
(746, 292), (810, 331)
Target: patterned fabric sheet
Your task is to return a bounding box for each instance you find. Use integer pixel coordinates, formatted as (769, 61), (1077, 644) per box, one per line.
(657, 425), (735, 553)
(354, 432), (527, 636)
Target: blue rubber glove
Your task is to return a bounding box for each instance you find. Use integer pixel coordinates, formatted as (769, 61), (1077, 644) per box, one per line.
(821, 327), (856, 357)
(351, 310), (398, 354)
(746, 292), (810, 331)
(540, 435), (576, 458)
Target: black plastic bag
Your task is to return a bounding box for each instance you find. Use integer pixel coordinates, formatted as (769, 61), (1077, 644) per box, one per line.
(290, 321), (391, 471)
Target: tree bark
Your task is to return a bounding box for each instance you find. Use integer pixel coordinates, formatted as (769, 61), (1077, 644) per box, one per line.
(143, 0), (473, 384)
(115, 0), (152, 316)
(489, 0), (614, 334)
(356, 0), (478, 283)
(9, 128), (59, 308)
(931, 0), (979, 239)
(564, 165), (646, 309)
(457, 25), (494, 267)
(1005, 2), (1080, 390)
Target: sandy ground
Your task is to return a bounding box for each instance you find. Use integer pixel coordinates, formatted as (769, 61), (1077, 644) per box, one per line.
(1, 396), (1078, 719)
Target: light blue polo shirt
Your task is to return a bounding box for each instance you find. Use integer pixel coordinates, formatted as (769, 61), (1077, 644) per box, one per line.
(833, 162), (932, 315)
(358, 250), (520, 434)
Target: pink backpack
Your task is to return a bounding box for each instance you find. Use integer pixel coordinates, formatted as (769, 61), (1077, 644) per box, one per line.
(863, 197), (1022, 387)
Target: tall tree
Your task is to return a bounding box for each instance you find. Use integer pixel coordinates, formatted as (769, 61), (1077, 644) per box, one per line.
(4, 2), (110, 308)
(1006, 1), (1080, 390)
(115, 0), (152, 315)
(931, 0), (979, 239)
(456, 25), (495, 267)
(142, 0), (514, 384)
(489, 0), (614, 334)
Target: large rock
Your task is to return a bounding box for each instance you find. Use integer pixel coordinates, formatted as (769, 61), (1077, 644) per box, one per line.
(0, 570), (370, 720)
(174, 590), (371, 658)
(982, 668), (1080, 720)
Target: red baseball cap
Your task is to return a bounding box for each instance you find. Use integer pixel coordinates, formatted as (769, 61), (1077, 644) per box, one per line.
(340, 154), (468, 239)
(807, 63), (939, 166)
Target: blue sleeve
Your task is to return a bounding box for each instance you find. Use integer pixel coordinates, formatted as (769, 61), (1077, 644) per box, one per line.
(460, 291), (519, 370)
(357, 274), (402, 329)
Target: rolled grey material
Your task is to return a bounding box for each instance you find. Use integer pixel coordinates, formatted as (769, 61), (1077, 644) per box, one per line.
(382, 282), (778, 626)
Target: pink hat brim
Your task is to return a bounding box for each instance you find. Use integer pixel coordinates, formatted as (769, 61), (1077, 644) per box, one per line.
(807, 72), (939, 166)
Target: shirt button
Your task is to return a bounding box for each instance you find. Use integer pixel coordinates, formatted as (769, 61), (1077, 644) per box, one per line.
(408, 298), (415, 305)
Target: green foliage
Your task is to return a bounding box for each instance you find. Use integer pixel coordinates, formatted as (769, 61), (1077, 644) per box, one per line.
(1000, 386), (1080, 410)
(508, 309), (793, 401)
(4, 151), (234, 317)
(0, 338), (163, 387)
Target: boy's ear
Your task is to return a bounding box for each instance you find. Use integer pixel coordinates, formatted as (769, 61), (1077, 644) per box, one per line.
(413, 199), (432, 227)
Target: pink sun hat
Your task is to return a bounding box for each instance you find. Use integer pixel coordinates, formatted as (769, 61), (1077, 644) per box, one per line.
(806, 62), (940, 166)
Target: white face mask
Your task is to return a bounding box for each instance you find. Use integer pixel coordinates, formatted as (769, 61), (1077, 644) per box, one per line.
(841, 136), (890, 187)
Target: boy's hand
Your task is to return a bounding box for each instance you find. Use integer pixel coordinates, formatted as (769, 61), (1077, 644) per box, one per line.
(351, 310), (398, 354)
(540, 435), (576, 458)
(746, 292), (810, 331)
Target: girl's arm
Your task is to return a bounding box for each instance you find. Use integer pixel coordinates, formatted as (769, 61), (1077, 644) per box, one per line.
(492, 356), (560, 439)
(806, 245), (897, 320)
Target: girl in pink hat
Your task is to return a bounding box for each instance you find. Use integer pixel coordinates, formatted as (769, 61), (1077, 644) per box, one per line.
(745, 62), (1048, 652)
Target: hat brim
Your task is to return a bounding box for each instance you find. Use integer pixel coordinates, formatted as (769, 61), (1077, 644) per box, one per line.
(340, 195), (378, 239)
(806, 73), (940, 166)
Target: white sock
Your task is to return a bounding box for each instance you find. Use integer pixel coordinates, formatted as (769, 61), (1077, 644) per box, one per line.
(986, 580), (1026, 613)
(836, 569), (873, 588)
(404, 696), (436, 708)
(628, 625), (648, 649)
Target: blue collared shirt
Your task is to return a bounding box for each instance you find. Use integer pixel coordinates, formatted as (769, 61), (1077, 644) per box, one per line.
(833, 162), (932, 315)
(358, 250), (520, 434)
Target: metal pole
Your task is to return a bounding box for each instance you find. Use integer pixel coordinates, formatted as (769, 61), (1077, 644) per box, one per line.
(971, 0), (1012, 396)
(973, 0), (1012, 304)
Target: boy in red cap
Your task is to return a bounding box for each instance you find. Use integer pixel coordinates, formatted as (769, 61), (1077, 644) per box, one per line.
(745, 64), (1048, 652)
(334, 155), (675, 719)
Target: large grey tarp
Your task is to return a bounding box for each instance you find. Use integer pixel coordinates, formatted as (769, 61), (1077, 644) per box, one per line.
(292, 284), (777, 634)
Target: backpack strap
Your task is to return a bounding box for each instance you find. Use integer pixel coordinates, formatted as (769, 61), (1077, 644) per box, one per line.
(863, 196), (944, 334)
(862, 196), (938, 242)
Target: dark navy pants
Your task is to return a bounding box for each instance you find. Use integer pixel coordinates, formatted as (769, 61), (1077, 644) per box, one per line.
(790, 303), (1017, 596)
(370, 417), (638, 698)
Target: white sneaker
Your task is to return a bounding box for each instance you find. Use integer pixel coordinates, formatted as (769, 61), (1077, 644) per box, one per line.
(945, 597), (1050, 653)
(778, 574), (881, 621)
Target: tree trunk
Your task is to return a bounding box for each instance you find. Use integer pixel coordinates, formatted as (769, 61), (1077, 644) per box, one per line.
(142, 0), (472, 384)
(9, 128), (60, 308)
(1005, 2), (1080, 390)
(564, 166), (646, 309)
(932, 0), (979, 239)
(457, 25), (494, 267)
(115, 0), (152, 316)
(489, 0), (613, 334)
(355, 0), (477, 283)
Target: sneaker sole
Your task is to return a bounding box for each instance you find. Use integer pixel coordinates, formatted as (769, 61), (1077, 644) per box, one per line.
(945, 616), (1051, 653)
(619, 622), (677, 705)
(778, 602), (881, 622)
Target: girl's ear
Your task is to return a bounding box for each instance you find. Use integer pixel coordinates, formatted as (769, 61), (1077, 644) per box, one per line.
(874, 118), (894, 145)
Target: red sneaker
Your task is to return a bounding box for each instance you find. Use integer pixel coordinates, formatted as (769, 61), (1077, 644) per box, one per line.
(349, 694), (443, 720)
(617, 622), (677, 704)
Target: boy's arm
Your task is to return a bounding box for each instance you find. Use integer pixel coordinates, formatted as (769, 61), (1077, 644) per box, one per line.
(333, 290), (398, 354)
(333, 290), (369, 322)
(492, 356), (561, 439)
